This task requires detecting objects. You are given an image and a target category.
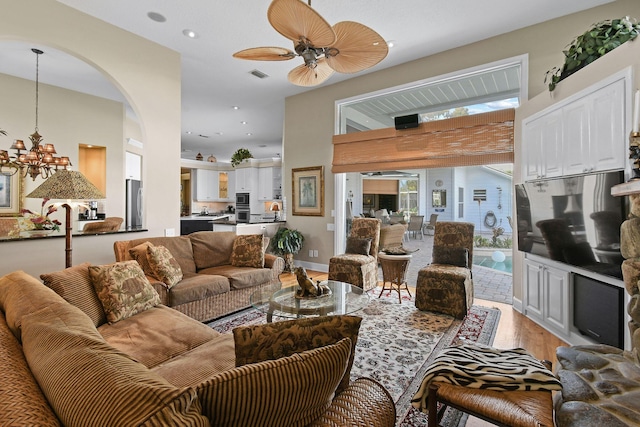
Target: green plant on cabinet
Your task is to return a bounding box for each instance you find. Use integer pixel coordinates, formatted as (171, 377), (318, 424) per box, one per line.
(231, 148), (253, 167)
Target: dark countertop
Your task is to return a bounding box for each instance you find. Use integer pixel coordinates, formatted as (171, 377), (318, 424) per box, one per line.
(0, 228), (148, 243)
(211, 219), (286, 225)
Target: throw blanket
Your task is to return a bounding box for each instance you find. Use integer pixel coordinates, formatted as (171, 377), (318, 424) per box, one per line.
(411, 344), (562, 412)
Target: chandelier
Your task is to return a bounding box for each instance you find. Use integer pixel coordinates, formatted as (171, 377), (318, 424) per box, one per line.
(0, 48), (70, 181)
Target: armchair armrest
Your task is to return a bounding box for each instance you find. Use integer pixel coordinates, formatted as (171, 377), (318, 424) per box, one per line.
(264, 254), (285, 274)
(308, 378), (396, 427)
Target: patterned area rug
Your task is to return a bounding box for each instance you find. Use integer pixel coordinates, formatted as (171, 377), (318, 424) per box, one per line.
(208, 290), (501, 427)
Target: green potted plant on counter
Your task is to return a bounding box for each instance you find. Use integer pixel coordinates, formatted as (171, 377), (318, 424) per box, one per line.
(270, 227), (304, 272)
(231, 148), (253, 167)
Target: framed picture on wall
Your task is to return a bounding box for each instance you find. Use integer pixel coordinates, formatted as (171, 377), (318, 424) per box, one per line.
(0, 166), (24, 216)
(292, 166), (324, 216)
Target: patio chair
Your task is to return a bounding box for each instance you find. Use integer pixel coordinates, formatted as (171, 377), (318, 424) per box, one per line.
(423, 213), (438, 236)
(328, 218), (381, 291)
(406, 215), (425, 240)
(415, 221), (474, 319)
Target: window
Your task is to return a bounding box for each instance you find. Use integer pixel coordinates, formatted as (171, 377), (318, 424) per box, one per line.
(399, 179), (418, 213)
(473, 189), (487, 201)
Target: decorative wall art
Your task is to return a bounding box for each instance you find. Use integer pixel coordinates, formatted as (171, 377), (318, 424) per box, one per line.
(292, 166), (324, 216)
(0, 166), (24, 216)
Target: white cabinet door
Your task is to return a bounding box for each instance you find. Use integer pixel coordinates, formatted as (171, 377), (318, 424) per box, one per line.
(524, 258), (570, 335)
(522, 110), (563, 181)
(235, 167), (257, 192)
(562, 96), (591, 176)
(217, 172), (231, 201)
(543, 266), (570, 334)
(524, 259), (544, 320)
(195, 169), (216, 201)
(257, 167), (272, 200)
(589, 79), (626, 172)
(125, 152), (142, 180)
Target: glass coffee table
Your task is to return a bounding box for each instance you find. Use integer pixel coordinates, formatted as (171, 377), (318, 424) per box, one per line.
(250, 280), (369, 322)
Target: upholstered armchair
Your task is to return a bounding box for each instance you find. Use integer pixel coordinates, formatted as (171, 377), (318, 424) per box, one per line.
(328, 218), (381, 291)
(415, 221), (474, 319)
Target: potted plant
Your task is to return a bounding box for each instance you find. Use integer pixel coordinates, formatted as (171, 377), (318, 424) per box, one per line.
(231, 148), (253, 167)
(270, 227), (304, 272)
(545, 17), (640, 91)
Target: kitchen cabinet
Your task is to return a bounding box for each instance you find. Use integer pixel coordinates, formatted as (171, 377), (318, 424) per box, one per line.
(180, 219), (213, 235)
(563, 78), (626, 175)
(125, 152), (142, 180)
(194, 169), (234, 202)
(522, 73), (627, 181)
(194, 169), (216, 201)
(524, 258), (570, 335)
(257, 167), (282, 201)
(235, 167), (257, 192)
(522, 109), (563, 181)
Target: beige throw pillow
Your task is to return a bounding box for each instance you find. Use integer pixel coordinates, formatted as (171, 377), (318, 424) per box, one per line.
(146, 245), (183, 288)
(230, 234), (265, 268)
(197, 338), (351, 427)
(128, 241), (156, 278)
(40, 262), (107, 327)
(89, 261), (160, 323)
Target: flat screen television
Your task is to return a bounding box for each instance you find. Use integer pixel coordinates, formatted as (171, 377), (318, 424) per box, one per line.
(515, 170), (626, 279)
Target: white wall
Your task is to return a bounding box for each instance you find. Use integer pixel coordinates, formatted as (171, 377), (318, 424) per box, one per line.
(0, 0), (181, 277)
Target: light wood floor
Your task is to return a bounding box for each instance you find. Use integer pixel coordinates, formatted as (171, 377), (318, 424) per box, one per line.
(281, 270), (568, 427)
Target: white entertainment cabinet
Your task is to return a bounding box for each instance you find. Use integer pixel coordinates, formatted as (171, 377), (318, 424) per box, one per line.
(519, 67), (631, 349)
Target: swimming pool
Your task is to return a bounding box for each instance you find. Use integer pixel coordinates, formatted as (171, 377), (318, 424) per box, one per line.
(473, 253), (512, 274)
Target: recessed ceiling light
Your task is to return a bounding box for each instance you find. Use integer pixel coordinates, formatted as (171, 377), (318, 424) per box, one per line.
(182, 29), (198, 38)
(186, 131), (192, 134)
(216, 132), (223, 136)
(387, 40), (395, 48)
(232, 106), (240, 110)
(247, 133), (253, 136)
(147, 12), (166, 23)
(240, 121), (247, 125)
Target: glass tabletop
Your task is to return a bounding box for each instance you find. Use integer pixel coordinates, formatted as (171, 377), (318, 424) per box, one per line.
(250, 280), (369, 322)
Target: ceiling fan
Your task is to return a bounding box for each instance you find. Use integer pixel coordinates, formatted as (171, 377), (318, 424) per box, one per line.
(233, 0), (388, 87)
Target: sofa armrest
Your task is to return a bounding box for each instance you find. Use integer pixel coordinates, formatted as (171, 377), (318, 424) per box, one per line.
(308, 377), (396, 427)
(265, 254), (285, 274)
(113, 240), (134, 261)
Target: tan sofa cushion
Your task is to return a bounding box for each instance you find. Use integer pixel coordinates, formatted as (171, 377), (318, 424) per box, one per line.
(124, 236), (197, 274)
(0, 314), (60, 426)
(189, 231), (236, 270)
(0, 271), (66, 341)
(128, 241), (156, 276)
(21, 304), (208, 427)
(40, 262), (107, 327)
(168, 273), (230, 306)
(197, 338), (351, 427)
(197, 265), (273, 289)
(98, 304), (223, 369)
(233, 315), (362, 395)
(89, 261), (161, 323)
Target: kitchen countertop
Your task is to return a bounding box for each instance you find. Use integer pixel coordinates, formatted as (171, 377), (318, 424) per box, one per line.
(211, 219), (286, 225)
(181, 214), (231, 221)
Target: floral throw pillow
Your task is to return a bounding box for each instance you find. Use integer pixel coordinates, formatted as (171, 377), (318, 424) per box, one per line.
(230, 234), (264, 268)
(146, 245), (183, 288)
(88, 261), (161, 324)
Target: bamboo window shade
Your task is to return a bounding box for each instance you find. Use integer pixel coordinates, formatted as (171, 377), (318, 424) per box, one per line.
(332, 109), (515, 173)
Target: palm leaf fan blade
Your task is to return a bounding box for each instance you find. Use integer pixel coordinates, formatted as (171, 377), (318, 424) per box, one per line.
(325, 21), (388, 74)
(268, 0), (336, 47)
(233, 46), (295, 61)
(288, 58), (334, 86)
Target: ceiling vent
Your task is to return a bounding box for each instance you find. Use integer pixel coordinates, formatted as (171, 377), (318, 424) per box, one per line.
(250, 69), (269, 79)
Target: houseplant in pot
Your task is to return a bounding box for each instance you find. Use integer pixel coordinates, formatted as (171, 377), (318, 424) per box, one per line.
(231, 148), (253, 167)
(545, 16), (640, 91)
(270, 227), (304, 272)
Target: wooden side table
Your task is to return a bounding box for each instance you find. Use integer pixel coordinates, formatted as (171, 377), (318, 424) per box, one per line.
(377, 252), (412, 303)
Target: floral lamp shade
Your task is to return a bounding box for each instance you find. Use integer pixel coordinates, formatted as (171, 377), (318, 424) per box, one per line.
(26, 170), (105, 200)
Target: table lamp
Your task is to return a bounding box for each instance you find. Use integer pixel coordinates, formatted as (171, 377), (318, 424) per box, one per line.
(270, 202), (280, 222)
(27, 170), (105, 268)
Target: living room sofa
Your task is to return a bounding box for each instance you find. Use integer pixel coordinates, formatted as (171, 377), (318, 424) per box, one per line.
(113, 231), (285, 322)
(0, 267), (396, 426)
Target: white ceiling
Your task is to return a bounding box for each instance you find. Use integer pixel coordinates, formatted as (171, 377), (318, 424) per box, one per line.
(0, 0), (613, 162)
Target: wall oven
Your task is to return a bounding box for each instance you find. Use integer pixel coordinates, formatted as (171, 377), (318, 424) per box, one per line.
(236, 193), (250, 223)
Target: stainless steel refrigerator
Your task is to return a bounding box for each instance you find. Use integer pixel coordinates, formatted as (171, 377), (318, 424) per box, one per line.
(126, 179), (143, 230)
